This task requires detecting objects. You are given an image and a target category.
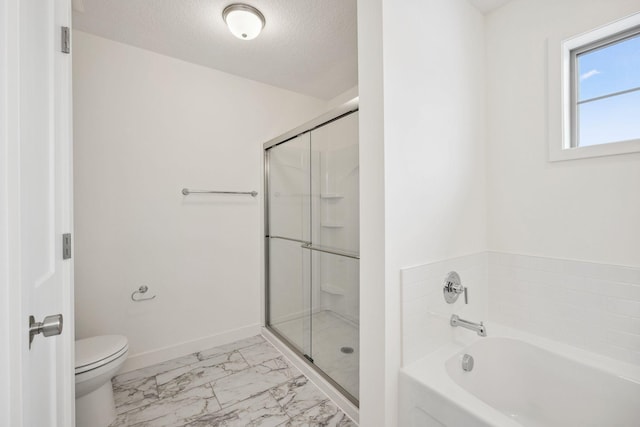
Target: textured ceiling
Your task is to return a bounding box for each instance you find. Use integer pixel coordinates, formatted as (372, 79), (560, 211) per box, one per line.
(72, 0), (358, 100)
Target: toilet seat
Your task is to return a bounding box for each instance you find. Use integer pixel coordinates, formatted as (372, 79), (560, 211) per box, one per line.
(75, 335), (128, 375)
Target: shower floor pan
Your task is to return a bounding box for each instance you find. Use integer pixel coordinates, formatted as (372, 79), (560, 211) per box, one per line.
(271, 310), (359, 400)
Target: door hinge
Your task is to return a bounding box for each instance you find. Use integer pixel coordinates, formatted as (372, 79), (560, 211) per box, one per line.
(61, 26), (70, 54)
(62, 233), (72, 259)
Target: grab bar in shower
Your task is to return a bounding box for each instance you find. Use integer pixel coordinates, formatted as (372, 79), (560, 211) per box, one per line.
(301, 243), (360, 260)
(268, 235), (311, 245)
(182, 188), (258, 197)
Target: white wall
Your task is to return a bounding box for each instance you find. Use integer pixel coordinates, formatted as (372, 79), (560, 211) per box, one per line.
(0, 0), (11, 422)
(358, 0), (487, 424)
(397, 0), (640, 373)
(486, 0), (640, 267)
(383, 0), (486, 423)
(356, 0), (387, 425)
(370, 0), (640, 423)
(73, 31), (327, 368)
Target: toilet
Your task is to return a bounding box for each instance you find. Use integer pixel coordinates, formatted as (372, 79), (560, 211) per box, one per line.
(75, 335), (129, 427)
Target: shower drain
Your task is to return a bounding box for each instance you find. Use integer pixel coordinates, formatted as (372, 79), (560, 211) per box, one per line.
(340, 346), (354, 354)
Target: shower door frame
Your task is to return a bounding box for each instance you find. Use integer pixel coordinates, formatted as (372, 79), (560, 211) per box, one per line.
(263, 100), (359, 406)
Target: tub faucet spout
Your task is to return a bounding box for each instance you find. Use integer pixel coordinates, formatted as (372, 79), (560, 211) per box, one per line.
(450, 314), (487, 337)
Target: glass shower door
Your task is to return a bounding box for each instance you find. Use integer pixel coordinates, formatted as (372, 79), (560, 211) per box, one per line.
(266, 132), (312, 357)
(266, 109), (359, 404)
(309, 112), (360, 400)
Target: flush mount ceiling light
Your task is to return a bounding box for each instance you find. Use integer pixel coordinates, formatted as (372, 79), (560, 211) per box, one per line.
(222, 4), (265, 40)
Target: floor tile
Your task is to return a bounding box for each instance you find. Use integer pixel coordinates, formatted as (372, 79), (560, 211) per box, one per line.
(114, 353), (200, 386)
(117, 384), (220, 427)
(239, 341), (284, 366)
(284, 400), (356, 427)
(112, 375), (159, 414)
(109, 413), (128, 427)
(185, 391), (290, 427)
(270, 376), (328, 418)
(211, 357), (300, 408)
(108, 335), (356, 427)
(196, 336), (266, 362)
(157, 351), (249, 399)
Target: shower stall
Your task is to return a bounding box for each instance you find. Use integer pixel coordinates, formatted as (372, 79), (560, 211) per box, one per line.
(264, 103), (359, 404)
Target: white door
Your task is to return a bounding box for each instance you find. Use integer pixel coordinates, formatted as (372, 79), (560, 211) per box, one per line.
(3, 0), (74, 425)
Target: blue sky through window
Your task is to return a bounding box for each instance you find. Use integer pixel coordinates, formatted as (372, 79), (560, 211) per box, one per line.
(576, 31), (640, 146)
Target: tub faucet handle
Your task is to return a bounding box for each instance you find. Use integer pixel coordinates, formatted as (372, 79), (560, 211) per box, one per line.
(443, 271), (467, 304)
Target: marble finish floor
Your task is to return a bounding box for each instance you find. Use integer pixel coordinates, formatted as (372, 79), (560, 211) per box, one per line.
(109, 335), (356, 427)
(272, 311), (359, 399)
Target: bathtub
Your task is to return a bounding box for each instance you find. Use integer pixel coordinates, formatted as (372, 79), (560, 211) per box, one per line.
(399, 323), (640, 427)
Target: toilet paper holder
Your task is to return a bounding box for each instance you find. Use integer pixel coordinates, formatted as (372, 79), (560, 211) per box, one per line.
(131, 285), (156, 302)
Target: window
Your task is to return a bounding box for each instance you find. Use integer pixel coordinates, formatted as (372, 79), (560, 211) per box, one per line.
(572, 27), (640, 148)
(548, 13), (640, 161)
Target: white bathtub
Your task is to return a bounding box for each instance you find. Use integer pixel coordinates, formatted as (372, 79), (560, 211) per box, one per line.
(399, 323), (640, 427)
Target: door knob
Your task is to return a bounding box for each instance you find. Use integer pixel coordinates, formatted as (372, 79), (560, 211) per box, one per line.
(29, 314), (63, 349)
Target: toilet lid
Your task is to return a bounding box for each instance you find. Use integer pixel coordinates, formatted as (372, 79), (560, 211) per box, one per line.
(75, 335), (128, 375)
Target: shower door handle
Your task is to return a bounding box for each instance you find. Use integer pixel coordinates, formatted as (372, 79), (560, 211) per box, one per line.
(268, 235), (311, 245)
(300, 243), (359, 260)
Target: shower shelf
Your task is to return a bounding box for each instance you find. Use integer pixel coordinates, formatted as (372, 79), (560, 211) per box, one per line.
(320, 222), (344, 228)
(320, 193), (344, 199)
(320, 283), (345, 295)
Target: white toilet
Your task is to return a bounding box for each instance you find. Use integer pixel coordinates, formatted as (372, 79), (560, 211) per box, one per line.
(75, 335), (129, 427)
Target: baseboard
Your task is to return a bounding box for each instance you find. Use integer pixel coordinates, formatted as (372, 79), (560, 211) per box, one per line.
(262, 327), (359, 425)
(120, 323), (262, 373)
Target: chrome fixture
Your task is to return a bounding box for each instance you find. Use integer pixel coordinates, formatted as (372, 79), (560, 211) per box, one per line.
(450, 314), (487, 337)
(131, 285), (156, 302)
(268, 235), (311, 245)
(222, 4), (265, 40)
(301, 242), (360, 260)
(266, 236), (360, 259)
(29, 314), (63, 349)
(462, 354), (474, 372)
(443, 271), (467, 304)
(182, 188), (258, 197)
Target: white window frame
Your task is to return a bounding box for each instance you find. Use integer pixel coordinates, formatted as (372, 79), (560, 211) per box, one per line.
(547, 12), (640, 161)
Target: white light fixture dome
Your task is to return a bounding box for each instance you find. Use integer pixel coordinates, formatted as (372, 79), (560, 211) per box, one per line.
(222, 4), (265, 40)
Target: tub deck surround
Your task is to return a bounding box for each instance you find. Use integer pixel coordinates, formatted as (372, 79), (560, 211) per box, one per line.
(488, 252), (640, 365)
(109, 335), (356, 427)
(400, 323), (640, 427)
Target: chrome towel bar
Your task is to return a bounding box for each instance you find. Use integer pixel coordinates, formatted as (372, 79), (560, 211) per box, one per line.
(182, 188), (258, 197)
